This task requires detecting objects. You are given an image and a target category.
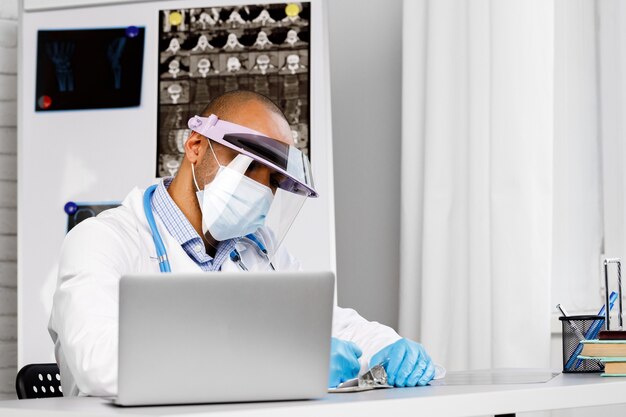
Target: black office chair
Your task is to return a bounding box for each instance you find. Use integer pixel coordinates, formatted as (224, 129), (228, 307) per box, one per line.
(15, 363), (63, 399)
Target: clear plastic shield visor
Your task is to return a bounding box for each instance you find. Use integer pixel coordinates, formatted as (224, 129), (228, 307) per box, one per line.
(195, 151), (307, 270)
(188, 114), (317, 197)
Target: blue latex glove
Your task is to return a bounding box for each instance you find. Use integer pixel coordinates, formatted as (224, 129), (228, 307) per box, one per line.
(370, 338), (435, 387)
(328, 337), (363, 388)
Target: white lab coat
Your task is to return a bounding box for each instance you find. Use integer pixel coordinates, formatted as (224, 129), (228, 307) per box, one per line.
(48, 187), (401, 397)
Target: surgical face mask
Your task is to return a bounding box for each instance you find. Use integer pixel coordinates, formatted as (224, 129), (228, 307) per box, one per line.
(192, 143), (274, 241)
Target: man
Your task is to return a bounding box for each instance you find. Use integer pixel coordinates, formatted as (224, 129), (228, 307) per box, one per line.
(48, 90), (436, 397)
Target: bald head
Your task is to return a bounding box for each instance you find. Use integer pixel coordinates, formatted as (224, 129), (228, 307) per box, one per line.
(201, 90), (292, 144)
(202, 90), (283, 120)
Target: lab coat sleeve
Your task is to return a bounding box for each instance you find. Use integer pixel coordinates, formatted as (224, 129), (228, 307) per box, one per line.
(273, 241), (402, 373)
(49, 218), (133, 397)
(332, 306), (402, 374)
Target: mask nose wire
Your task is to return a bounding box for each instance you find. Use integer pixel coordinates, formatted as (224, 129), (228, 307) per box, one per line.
(191, 138), (222, 193)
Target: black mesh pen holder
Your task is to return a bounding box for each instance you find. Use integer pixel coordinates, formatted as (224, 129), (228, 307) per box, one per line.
(560, 315), (605, 373)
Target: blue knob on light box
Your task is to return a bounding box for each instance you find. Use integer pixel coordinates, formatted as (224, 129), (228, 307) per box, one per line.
(125, 26), (139, 38)
(64, 202), (78, 215)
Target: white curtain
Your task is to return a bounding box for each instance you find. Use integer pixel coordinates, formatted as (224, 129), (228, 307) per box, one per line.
(552, 0), (604, 314)
(599, 0), (626, 290)
(399, 0), (553, 370)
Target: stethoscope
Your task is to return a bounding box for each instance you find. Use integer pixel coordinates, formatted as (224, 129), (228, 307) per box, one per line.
(143, 184), (275, 272)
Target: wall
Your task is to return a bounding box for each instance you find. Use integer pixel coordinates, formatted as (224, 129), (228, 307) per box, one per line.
(19, 0), (335, 368)
(0, 0), (18, 400)
(328, 0), (403, 329)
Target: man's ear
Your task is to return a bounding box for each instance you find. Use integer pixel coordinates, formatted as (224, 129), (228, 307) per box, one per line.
(184, 132), (207, 165)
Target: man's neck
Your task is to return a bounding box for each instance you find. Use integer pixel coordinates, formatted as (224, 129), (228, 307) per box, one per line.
(167, 168), (219, 257)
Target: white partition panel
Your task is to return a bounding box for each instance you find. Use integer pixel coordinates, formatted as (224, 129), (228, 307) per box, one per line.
(18, 0), (335, 367)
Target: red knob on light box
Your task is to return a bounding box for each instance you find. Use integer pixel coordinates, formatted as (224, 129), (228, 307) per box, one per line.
(38, 95), (52, 109)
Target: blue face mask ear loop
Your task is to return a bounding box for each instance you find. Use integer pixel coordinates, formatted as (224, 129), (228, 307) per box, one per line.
(192, 137), (220, 191)
(191, 140), (223, 193)
(191, 162), (201, 193)
(143, 185), (171, 273)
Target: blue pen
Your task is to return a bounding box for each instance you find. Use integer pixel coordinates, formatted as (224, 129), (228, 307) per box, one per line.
(573, 291), (619, 369)
(565, 291), (618, 370)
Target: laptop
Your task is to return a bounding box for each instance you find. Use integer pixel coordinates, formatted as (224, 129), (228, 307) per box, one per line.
(115, 271), (335, 406)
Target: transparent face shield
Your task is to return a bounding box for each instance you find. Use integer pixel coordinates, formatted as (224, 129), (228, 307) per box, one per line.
(188, 114), (317, 267)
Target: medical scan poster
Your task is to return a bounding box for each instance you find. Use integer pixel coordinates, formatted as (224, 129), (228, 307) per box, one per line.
(157, 3), (311, 177)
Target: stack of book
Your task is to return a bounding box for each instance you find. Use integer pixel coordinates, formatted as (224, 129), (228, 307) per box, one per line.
(579, 331), (626, 376)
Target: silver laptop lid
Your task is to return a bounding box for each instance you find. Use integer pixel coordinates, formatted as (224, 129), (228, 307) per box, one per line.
(116, 271), (334, 406)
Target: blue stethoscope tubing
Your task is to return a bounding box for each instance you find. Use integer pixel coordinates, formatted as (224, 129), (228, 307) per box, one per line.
(144, 185), (171, 272)
(143, 184), (275, 272)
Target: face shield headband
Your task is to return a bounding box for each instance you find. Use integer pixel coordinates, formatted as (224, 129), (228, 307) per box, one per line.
(187, 114), (317, 198)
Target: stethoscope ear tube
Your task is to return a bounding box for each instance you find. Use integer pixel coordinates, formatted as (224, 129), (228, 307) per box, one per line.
(144, 185), (172, 272)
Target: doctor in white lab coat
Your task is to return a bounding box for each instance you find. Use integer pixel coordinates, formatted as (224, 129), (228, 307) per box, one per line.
(48, 90), (437, 397)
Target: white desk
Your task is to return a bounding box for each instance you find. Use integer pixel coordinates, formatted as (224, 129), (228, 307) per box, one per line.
(1, 373), (625, 417)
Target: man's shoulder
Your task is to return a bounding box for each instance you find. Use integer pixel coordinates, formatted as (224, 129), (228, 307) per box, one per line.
(56, 188), (151, 285)
(63, 188), (146, 252)
(69, 205), (132, 236)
